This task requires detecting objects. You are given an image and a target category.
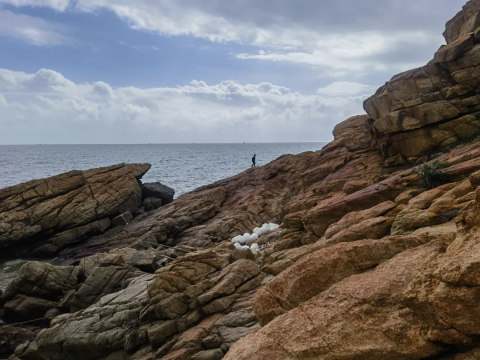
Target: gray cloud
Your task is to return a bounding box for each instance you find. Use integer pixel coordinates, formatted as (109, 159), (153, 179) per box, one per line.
(0, 68), (369, 144)
(69, 0), (467, 76)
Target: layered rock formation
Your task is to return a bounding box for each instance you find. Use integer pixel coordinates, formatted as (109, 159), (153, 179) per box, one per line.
(0, 163), (150, 257)
(364, 0), (480, 165)
(6, 1), (480, 360)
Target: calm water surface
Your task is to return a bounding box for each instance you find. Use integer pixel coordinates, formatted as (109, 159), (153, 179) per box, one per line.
(0, 143), (326, 196)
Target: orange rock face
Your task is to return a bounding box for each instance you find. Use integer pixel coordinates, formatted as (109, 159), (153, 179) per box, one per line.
(364, 0), (480, 164)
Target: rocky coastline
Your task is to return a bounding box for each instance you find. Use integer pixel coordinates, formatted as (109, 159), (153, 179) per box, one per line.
(4, 1), (480, 359)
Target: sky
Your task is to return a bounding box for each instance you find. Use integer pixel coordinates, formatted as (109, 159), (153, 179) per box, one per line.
(0, 0), (468, 144)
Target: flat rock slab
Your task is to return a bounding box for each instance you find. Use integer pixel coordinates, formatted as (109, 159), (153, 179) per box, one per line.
(142, 182), (175, 204)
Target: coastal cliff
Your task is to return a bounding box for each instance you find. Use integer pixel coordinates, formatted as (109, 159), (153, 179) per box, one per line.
(5, 1), (480, 360)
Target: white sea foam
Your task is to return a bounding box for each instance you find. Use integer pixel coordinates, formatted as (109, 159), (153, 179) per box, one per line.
(231, 222), (279, 250)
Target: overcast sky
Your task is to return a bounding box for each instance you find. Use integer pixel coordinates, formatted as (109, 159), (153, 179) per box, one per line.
(0, 0), (467, 144)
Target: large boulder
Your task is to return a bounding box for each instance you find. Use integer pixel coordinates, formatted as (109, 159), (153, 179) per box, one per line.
(254, 234), (436, 326)
(2, 262), (79, 301)
(0, 163), (150, 256)
(141, 182), (175, 205)
(4, 294), (58, 321)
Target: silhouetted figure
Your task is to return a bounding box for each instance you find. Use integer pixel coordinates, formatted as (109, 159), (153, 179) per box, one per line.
(252, 154), (256, 168)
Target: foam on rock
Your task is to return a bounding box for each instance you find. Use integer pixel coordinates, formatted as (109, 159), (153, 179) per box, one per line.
(232, 223), (279, 250)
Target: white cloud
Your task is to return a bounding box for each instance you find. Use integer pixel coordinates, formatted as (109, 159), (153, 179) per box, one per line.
(0, 68), (368, 143)
(0, 0), (69, 11)
(0, 10), (71, 45)
(317, 82), (374, 96)
(235, 31), (436, 73)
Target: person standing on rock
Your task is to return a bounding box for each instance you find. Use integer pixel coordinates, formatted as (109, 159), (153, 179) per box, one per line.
(252, 154), (256, 168)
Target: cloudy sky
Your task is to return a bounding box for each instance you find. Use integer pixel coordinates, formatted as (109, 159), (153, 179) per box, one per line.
(0, 0), (467, 144)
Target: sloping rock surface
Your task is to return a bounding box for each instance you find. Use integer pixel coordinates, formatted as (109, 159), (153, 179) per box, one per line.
(0, 163), (150, 256)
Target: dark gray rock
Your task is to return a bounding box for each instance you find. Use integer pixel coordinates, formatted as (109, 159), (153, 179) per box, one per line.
(43, 308), (65, 327)
(70, 263), (141, 312)
(4, 295), (58, 322)
(31, 219), (112, 257)
(14, 341), (43, 360)
(111, 212), (133, 227)
(142, 183), (175, 205)
(192, 349), (224, 360)
(0, 321), (36, 359)
(143, 198), (163, 211)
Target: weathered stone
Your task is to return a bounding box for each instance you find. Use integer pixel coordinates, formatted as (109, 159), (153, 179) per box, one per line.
(31, 219), (112, 257)
(254, 234), (432, 326)
(143, 198), (163, 212)
(0, 163), (150, 256)
(392, 180), (474, 235)
(191, 349), (224, 360)
(14, 341), (43, 360)
(361, 1), (480, 161)
(15, 8), (480, 357)
(0, 321), (36, 359)
(4, 295), (57, 321)
(2, 262), (79, 301)
(70, 264), (142, 312)
(142, 183), (175, 205)
(324, 201), (396, 240)
(111, 212), (133, 227)
(342, 179), (370, 195)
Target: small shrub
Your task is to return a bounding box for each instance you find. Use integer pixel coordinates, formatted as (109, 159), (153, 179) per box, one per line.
(416, 163), (448, 190)
(452, 134), (480, 150)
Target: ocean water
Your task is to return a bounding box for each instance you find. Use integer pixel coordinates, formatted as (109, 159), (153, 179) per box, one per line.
(0, 143), (326, 196)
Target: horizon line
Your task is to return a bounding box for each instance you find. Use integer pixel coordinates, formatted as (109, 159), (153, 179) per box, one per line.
(0, 141), (330, 146)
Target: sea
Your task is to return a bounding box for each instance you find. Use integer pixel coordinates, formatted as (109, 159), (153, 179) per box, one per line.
(0, 142), (326, 290)
(0, 143), (326, 195)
